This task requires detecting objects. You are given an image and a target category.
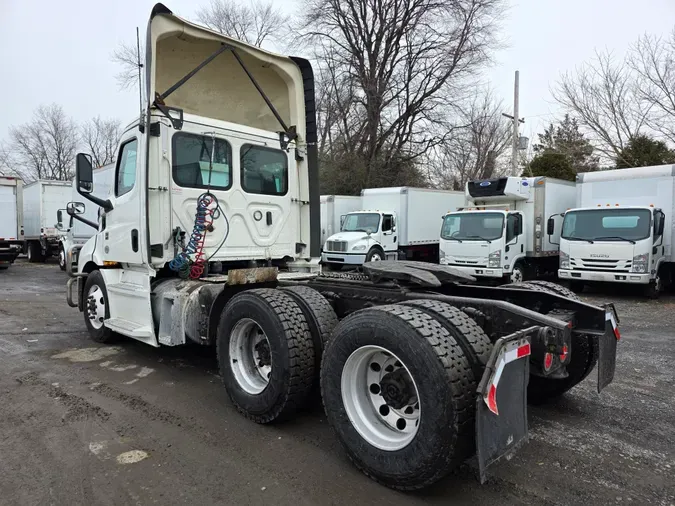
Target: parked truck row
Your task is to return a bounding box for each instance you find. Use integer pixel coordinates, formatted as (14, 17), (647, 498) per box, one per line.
(60, 4), (620, 492)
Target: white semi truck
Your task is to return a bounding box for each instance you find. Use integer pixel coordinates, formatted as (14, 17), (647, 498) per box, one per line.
(56, 164), (114, 271)
(321, 187), (465, 269)
(557, 165), (675, 297)
(23, 179), (72, 262)
(0, 176), (24, 269)
(319, 194), (361, 246)
(440, 176), (576, 284)
(64, 3), (620, 491)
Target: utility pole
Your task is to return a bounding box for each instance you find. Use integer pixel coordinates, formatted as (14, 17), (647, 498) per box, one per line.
(502, 71), (525, 173)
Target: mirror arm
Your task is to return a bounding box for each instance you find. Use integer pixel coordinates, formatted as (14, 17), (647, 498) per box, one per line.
(75, 185), (113, 212)
(66, 210), (98, 230)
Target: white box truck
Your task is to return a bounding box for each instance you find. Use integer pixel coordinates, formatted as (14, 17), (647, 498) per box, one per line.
(439, 176), (576, 283)
(23, 180), (72, 262)
(0, 176), (24, 269)
(557, 164), (675, 297)
(321, 187), (465, 269)
(320, 195), (361, 246)
(56, 164), (114, 271)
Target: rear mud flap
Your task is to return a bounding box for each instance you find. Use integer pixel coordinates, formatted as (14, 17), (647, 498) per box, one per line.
(598, 304), (619, 393)
(476, 328), (538, 484)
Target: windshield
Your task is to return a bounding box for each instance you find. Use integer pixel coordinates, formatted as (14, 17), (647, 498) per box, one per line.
(562, 209), (652, 242)
(441, 212), (505, 241)
(341, 213), (381, 233)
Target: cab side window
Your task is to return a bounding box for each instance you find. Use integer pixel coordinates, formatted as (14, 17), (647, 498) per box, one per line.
(116, 139), (138, 197)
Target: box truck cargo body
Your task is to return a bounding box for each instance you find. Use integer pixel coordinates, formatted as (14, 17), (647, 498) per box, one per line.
(320, 195), (361, 246)
(321, 187), (465, 268)
(23, 180), (72, 262)
(0, 176), (24, 268)
(57, 164), (114, 271)
(558, 165), (675, 297)
(440, 176), (576, 283)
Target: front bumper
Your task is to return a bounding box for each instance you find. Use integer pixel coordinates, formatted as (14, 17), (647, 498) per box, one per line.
(559, 269), (650, 284)
(441, 261), (504, 278)
(321, 252), (367, 266)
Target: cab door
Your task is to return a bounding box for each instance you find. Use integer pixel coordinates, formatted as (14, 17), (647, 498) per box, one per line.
(103, 133), (145, 264)
(380, 213), (398, 253)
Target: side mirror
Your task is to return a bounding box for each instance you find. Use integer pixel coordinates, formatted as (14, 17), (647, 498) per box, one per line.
(66, 201), (86, 216)
(547, 217), (555, 236)
(515, 215), (523, 235)
(56, 209), (65, 230)
(76, 153), (94, 194)
(657, 213), (665, 236)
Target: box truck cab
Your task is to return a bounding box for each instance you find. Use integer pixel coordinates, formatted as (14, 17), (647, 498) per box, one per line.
(321, 187), (465, 269)
(440, 176), (576, 283)
(558, 165), (674, 297)
(319, 195), (361, 246)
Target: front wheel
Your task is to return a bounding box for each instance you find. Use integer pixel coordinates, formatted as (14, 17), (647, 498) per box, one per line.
(58, 247), (66, 271)
(365, 248), (384, 262)
(508, 263), (525, 284)
(321, 304), (475, 490)
(645, 273), (661, 299)
(82, 270), (116, 343)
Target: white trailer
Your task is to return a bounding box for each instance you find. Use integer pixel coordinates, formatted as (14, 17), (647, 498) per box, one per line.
(56, 164), (114, 271)
(558, 165), (675, 297)
(0, 176), (24, 269)
(439, 176), (576, 283)
(23, 180), (72, 262)
(319, 195), (361, 246)
(321, 187), (465, 269)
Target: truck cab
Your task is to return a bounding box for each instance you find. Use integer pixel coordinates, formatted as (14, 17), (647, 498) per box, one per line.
(321, 210), (397, 268)
(557, 205), (666, 294)
(439, 176), (574, 283)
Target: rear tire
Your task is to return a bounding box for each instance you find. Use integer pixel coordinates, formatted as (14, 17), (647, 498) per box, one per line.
(281, 286), (338, 394)
(217, 289), (315, 423)
(82, 270), (116, 344)
(27, 242), (43, 263)
(321, 304), (475, 490)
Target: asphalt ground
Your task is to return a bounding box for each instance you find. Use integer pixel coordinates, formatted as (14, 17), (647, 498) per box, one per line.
(0, 259), (673, 505)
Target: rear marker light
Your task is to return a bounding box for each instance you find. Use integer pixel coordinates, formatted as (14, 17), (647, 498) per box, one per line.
(544, 353), (553, 371)
(483, 338), (531, 415)
(559, 345), (568, 362)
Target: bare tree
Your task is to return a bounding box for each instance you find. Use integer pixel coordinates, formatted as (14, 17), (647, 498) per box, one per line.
(629, 30), (675, 145)
(429, 88), (511, 189)
(553, 50), (651, 163)
(111, 40), (143, 91)
(196, 0), (289, 47)
(299, 0), (505, 189)
(9, 104), (79, 182)
(0, 142), (12, 176)
(81, 117), (121, 168)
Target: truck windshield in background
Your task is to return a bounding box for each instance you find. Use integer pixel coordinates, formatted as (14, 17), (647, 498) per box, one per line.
(562, 208), (652, 242)
(341, 213), (380, 234)
(441, 212), (504, 241)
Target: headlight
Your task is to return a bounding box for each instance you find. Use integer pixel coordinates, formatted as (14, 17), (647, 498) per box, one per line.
(632, 254), (648, 273)
(439, 249), (446, 260)
(559, 251), (570, 269)
(352, 244), (367, 251)
(488, 250), (501, 268)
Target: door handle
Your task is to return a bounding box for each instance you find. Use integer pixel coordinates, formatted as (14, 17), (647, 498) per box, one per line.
(131, 229), (139, 252)
(266, 211), (272, 226)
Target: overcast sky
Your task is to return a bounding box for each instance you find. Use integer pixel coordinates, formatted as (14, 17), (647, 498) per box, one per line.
(1, 0), (674, 153)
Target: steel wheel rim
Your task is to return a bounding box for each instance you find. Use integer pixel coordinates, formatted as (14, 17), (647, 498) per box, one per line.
(86, 285), (106, 330)
(511, 268), (523, 283)
(341, 345), (421, 451)
(27, 247), (32, 261)
(229, 318), (272, 395)
(370, 252), (382, 261)
(59, 249), (65, 268)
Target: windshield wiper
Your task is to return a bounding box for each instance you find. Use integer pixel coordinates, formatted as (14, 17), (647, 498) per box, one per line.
(464, 235), (492, 243)
(564, 237), (594, 244)
(594, 236), (636, 244)
(444, 236), (462, 243)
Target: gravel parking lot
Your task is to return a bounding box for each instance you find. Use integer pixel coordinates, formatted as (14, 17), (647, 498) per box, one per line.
(1, 259), (674, 505)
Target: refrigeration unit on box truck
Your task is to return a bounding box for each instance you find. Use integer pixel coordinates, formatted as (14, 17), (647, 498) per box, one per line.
(439, 176), (576, 283)
(0, 176), (24, 269)
(557, 164), (675, 297)
(320, 195), (361, 246)
(321, 187), (465, 269)
(56, 164), (114, 271)
(23, 180), (72, 262)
